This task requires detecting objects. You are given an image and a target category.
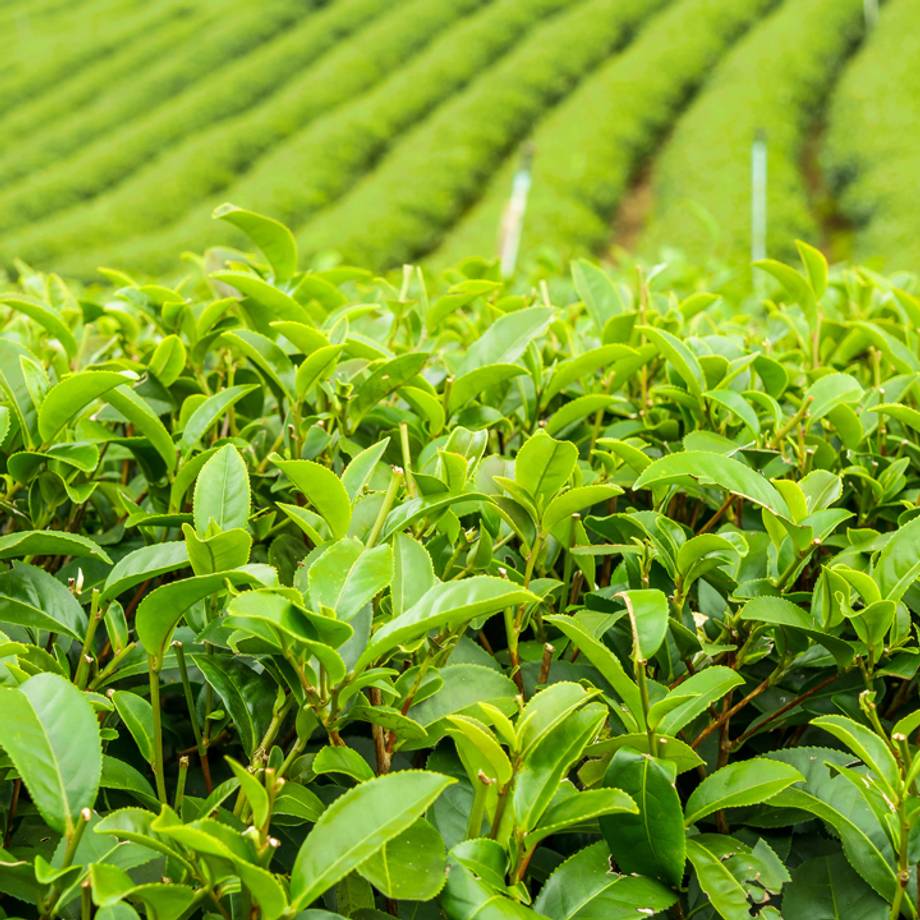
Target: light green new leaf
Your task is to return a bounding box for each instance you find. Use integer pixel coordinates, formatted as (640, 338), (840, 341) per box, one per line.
(543, 484), (622, 532)
(358, 577), (537, 668)
(179, 384), (258, 453)
(193, 444), (250, 533)
(638, 325), (705, 399)
(2, 294), (78, 359)
(271, 455), (351, 540)
(136, 565), (274, 664)
(0, 529), (111, 564)
(0, 673), (101, 835)
(457, 307), (553, 375)
(684, 759), (803, 825)
(515, 430), (578, 503)
(213, 203), (298, 281)
(38, 370), (136, 441)
(633, 450), (789, 518)
(290, 771), (454, 909)
(618, 588), (668, 662)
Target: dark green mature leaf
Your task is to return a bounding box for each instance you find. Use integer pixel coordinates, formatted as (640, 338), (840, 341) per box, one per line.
(357, 818), (447, 900)
(290, 771), (454, 909)
(600, 748), (685, 888)
(0, 673), (101, 834)
(783, 854), (888, 919)
(685, 837), (750, 919)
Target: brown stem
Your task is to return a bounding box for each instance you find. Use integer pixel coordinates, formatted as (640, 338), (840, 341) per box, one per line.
(732, 672), (839, 750)
(698, 494), (734, 536)
(691, 675), (773, 750)
(370, 688), (390, 774)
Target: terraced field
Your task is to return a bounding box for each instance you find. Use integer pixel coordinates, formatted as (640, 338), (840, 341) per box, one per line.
(0, 0), (914, 277)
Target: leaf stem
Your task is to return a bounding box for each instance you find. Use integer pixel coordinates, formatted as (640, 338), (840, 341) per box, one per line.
(149, 663), (168, 804)
(366, 467), (403, 548)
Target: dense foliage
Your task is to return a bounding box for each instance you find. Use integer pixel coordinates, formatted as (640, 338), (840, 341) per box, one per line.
(1, 209), (919, 918)
(0, 0), (915, 277)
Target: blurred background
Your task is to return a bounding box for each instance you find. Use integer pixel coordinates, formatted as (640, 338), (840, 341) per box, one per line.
(0, 0), (914, 279)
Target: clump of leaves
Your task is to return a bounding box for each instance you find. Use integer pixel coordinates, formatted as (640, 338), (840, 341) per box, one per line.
(0, 208), (918, 919)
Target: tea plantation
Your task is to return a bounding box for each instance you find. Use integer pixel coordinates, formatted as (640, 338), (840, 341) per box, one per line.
(0, 0), (917, 276)
(1, 1), (919, 919)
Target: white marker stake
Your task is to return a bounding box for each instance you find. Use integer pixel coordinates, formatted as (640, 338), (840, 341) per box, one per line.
(751, 130), (768, 263)
(864, 0), (878, 29)
(499, 146), (534, 278)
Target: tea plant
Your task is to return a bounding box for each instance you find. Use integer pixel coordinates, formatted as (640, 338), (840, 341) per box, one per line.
(0, 208), (918, 919)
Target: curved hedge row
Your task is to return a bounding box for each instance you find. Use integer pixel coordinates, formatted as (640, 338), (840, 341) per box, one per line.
(0, 3), (215, 142)
(432, 0), (777, 268)
(52, 0), (574, 278)
(0, 0), (316, 235)
(824, 0), (920, 271)
(294, 0), (664, 269)
(639, 0), (867, 264)
(0, 0), (268, 186)
(0, 0), (187, 115)
(3, 0), (488, 276)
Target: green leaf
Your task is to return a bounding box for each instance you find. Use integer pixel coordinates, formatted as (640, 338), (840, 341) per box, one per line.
(0, 673), (101, 835)
(524, 787), (636, 848)
(0, 529), (111, 563)
(655, 668), (744, 736)
(356, 818), (447, 900)
(534, 841), (676, 920)
(515, 430), (578, 502)
(875, 514), (920, 602)
(2, 294), (78, 359)
(811, 714), (900, 798)
(600, 748), (685, 888)
(391, 534), (435, 617)
(638, 325), (705, 398)
(272, 455), (351, 540)
(104, 385), (178, 474)
(101, 541), (189, 602)
(457, 307), (553, 375)
(542, 485), (622, 532)
(38, 369), (136, 441)
(0, 561), (87, 640)
(295, 344), (345, 401)
(313, 745), (374, 783)
(618, 588), (668, 662)
(685, 837), (750, 920)
(633, 450), (789, 517)
(307, 538), (391, 621)
(357, 577), (537, 668)
(213, 203), (298, 281)
(111, 691), (154, 763)
(544, 614), (642, 724)
(179, 384), (259, 453)
(683, 758), (803, 825)
(135, 565), (273, 664)
(783, 853), (888, 919)
(572, 259), (623, 330)
(193, 443), (250, 533)
(290, 771), (454, 909)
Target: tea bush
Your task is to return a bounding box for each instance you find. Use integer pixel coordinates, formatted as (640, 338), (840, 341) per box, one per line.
(0, 210), (918, 919)
(824, 0), (920, 271)
(432, 0), (776, 268)
(639, 0), (866, 263)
